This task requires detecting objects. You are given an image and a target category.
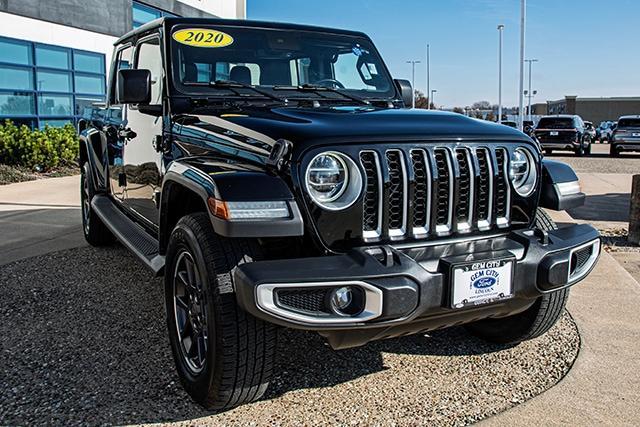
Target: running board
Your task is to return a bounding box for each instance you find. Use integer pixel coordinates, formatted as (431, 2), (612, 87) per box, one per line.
(91, 195), (165, 275)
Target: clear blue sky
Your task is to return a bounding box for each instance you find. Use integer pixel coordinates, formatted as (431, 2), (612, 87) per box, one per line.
(247, 0), (639, 108)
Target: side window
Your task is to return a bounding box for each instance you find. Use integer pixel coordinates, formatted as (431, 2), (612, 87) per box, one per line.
(109, 45), (132, 104)
(333, 53), (373, 90)
(135, 38), (163, 105)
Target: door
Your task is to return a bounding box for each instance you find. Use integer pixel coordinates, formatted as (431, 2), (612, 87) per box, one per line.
(122, 35), (164, 227)
(108, 44), (132, 202)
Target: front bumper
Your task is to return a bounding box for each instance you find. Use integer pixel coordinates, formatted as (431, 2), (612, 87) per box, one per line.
(235, 224), (600, 349)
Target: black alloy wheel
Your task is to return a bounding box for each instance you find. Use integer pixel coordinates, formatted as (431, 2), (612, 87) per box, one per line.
(172, 249), (209, 375)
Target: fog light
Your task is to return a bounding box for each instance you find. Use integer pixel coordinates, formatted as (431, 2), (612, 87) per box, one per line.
(330, 287), (352, 312)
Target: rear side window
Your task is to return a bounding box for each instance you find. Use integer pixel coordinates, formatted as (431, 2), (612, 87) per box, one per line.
(537, 118), (575, 129)
(618, 118), (640, 128)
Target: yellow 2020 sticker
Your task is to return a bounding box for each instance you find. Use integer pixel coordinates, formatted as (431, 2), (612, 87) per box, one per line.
(172, 28), (234, 48)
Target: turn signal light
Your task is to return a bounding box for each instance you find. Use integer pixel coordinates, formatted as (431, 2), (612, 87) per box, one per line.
(208, 198), (290, 220)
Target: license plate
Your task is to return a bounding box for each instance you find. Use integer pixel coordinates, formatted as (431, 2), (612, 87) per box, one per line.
(550, 131), (559, 136)
(632, 133), (640, 137)
(451, 259), (513, 308)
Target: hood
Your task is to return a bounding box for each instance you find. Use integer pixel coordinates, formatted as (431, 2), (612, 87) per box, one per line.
(177, 106), (531, 156)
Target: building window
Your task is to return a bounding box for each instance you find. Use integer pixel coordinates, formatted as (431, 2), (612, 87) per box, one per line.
(132, 1), (178, 29)
(0, 35), (106, 129)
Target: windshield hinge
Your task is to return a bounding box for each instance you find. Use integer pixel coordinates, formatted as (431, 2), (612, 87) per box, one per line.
(266, 139), (293, 173)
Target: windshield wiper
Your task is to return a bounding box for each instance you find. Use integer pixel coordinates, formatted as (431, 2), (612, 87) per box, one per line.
(273, 84), (371, 106)
(183, 80), (287, 104)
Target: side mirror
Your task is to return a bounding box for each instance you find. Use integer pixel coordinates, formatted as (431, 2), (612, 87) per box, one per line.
(394, 79), (413, 108)
(116, 69), (151, 104)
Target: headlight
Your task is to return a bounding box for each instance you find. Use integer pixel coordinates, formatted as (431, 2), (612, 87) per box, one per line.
(509, 148), (537, 196)
(305, 151), (362, 210)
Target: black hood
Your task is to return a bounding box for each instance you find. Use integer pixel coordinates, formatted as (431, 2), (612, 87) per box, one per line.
(184, 106), (530, 150)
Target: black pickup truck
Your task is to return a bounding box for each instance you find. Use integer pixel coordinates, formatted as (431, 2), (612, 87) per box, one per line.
(78, 18), (600, 411)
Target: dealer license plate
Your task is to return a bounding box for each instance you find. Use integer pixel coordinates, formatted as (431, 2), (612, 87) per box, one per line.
(632, 133), (640, 137)
(451, 259), (513, 308)
(550, 131), (559, 136)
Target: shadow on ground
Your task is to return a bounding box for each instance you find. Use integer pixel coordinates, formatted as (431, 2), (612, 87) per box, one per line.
(0, 246), (579, 426)
(568, 192), (630, 222)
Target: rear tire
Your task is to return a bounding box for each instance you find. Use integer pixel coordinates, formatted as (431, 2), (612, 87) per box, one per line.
(165, 213), (276, 411)
(80, 163), (115, 246)
(465, 209), (569, 345)
(610, 145), (620, 157)
(574, 143), (584, 156)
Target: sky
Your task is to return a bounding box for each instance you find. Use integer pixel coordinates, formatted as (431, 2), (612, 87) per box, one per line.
(247, 0), (640, 108)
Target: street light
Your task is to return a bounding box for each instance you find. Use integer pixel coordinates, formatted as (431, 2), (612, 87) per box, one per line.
(518, 0), (526, 131)
(426, 44), (430, 109)
(525, 58), (538, 121)
(406, 60), (421, 108)
(430, 89), (437, 109)
(497, 24), (504, 122)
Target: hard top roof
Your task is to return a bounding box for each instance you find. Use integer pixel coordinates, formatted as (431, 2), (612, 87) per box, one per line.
(115, 17), (370, 46)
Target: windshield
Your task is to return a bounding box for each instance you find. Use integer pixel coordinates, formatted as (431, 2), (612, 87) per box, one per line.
(170, 25), (394, 101)
(618, 118), (640, 128)
(537, 117), (575, 129)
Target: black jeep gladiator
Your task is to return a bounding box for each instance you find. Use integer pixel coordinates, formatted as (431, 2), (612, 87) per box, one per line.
(78, 18), (601, 411)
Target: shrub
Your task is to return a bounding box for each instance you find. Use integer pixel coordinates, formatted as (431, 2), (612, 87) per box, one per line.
(0, 120), (79, 171)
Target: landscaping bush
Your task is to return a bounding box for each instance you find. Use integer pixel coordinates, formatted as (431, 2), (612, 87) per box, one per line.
(0, 120), (79, 171)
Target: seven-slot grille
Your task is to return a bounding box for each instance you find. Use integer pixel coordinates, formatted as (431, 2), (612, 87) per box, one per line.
(359, 146), (511, 241)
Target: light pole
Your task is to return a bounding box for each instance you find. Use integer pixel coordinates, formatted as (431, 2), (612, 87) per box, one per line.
(518, 0), (526, 131)
(406, 60), (421, 108)
(525, 58), (538, 121)
(430, 89), (437, 109)
(426, 44), (430, 109)
(497, 24), (504, 123)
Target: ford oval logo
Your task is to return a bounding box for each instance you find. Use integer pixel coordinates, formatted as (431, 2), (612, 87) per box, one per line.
(473, 277), (496, 289)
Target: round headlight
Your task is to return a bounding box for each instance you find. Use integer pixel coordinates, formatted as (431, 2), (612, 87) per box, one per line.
(306, 153), (348, 202)
(509, 148), (537, 196)
(305, 151), (363, 210)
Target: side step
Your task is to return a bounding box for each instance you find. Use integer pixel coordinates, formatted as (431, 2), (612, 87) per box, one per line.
(91, 195), (165, 275)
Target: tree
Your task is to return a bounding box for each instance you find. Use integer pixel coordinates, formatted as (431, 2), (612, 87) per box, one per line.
(471, 101), (492, 110)
(485, 111), (496, 122)
(452, 107), (465, 114)
(413, 89), (429, 109)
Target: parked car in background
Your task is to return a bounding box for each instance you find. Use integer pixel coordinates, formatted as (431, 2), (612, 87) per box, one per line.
(500, 120), (517, 128)
(597, 120), (615, 143)
(523, 120), (535, 136)
(610, 115), (640, 156)
(534, 115), (592, 156)
(584, 121), (596, 142)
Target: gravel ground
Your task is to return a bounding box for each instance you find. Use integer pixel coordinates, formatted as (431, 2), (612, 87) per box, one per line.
(546, 144), (640, 174)
(0, 246), (580, 426)
(597, 226), (640, 253)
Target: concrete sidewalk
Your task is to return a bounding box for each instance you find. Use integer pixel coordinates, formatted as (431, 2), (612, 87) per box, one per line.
(486, 210), (640, 426)
(569, 172), (632, 228)
(0, 175), (86, 265)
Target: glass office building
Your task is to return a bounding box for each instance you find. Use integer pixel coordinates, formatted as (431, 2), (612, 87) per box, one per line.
(0, 0), (245, 129)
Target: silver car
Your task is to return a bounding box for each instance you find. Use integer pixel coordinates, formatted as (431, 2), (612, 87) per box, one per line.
(610, 115), (640, 156)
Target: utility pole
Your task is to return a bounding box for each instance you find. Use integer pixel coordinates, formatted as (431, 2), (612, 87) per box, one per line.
(430, 89), (437, 109)
(518, 0), (526, 131)
(426, 44), (430, 109)
(497, 25), (504, 123)
(525, 58), (538, 121)
(406, 60), (421, 108)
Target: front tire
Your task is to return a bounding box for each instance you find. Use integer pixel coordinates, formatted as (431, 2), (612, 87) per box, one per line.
(610, 145), (620, 157)
(465, 209), (569, 344)
(165, 213), (276, 411)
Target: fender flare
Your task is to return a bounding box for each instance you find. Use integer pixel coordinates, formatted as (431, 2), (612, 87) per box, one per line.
(159, 160), (304, 253)
(539, 159), (585, 211)
(79, 128), (109, 192)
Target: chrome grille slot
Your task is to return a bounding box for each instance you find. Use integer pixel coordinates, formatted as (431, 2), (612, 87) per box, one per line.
(358, 145), (516, 242)
(434, 148), (453, 235)
(385, 150), (407, 238)
(475, 148), (493, 230)
(455, 149), (473, 233)
(494, 148), (511, 227)
(360, 151), (383, 240)
(410, 149), (430, 237)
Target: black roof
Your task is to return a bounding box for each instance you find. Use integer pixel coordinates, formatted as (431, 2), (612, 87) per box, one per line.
(115, 17), (369, 45)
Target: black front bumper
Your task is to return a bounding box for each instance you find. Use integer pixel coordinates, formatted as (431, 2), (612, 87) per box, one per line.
(234, 224), (600, 349)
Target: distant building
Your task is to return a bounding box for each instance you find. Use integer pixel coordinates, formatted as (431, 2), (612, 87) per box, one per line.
(543, 96), (640, 124)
